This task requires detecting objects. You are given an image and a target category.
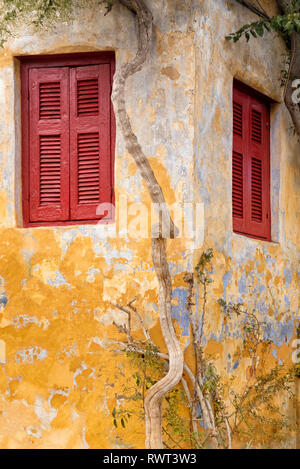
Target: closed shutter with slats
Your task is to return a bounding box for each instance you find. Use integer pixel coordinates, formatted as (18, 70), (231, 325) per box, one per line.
(70, 64), (112, 220)
(29, 67), (70, 222)
(23, 54), (114, 226)
(232, 84), (270, 240)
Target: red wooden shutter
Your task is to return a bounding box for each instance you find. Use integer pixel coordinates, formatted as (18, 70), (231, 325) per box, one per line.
(247, 98), (270, 239)
(232, 85), (270, 240)
(29, 67), (70, 222)
(69, 64), (112, 221)
(232, 88), (247, 236)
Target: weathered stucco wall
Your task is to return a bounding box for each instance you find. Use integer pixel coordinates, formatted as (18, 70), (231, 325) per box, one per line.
(192, 1), (299, 447)
(0, 0), (298, 448)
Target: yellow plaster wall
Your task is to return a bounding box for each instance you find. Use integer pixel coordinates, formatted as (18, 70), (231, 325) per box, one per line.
(0, 0), (298, 448)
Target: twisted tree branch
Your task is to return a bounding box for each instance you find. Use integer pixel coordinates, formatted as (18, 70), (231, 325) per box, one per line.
(110, 0), (183, 448)
(284, 32), (300, 136)
(276, 1), (300, 136)
(112, 0), (177, 238)
(146, 238), (184, 448)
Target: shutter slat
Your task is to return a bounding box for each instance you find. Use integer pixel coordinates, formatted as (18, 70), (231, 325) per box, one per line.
(251, 109), (262, 144)
(77, 132), (100, 205)
(233, 102), (243, 137)
(29, 67), (69, 222)
(232, 151), (243, 219)
(251, 157), (262, 222)
(39, 82), (61, 120)
(77, 78), (99, 116)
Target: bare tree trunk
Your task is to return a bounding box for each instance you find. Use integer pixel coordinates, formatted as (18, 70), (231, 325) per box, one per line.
(284, 32), (300, 137)
(235, 0), (270, 19)
(112, 0), (177, 238)
(111, 0), (184, 448)
(147, 238), (184, 448)
(276, 0), (300, 137)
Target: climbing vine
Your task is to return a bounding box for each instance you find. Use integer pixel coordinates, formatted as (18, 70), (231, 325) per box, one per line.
(109, 250), (296, 449)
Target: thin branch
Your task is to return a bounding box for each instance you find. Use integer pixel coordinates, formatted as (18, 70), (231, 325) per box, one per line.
(284, 31), (300, 136)
(126, 297), (153, 344)
(110, 302), (133, 343)
(181, 376), (200, 447)
(234, 0), (271, 19)
(110, 301), (131, 316)
(183, 272), (219, 448)
(162, 427), (184, 450)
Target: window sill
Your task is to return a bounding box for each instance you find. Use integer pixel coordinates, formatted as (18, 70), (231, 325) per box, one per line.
(232, 230), (279, 245)
(23, 218), (115, 228)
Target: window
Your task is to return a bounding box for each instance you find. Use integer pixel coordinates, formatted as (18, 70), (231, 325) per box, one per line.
(232, 81), (271, 241)
(20, 53), (115, 227)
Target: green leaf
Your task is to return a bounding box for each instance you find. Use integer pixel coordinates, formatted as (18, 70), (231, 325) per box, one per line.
(263, 23), (271, 32)
(255, 23), (264, 37)
(113, 419), (118, 428)
(284, 21), (293, 31)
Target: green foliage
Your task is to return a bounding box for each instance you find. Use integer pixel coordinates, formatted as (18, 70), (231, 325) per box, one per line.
(201, 360), (227, 429)
(228, 365), (296, 446)
(218, 297), (296, 447)
(226, 2), (300, 139)
(226, 2), (300, 49)
(163, 388), (191, 448)
(0, 0), (115, 46)
(112, 406), (132, 429)
(0, 0), (71, 45)
(111, 341), (194, 448)
(110, 342), (165, 431)
(195, 248), (213, 285)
